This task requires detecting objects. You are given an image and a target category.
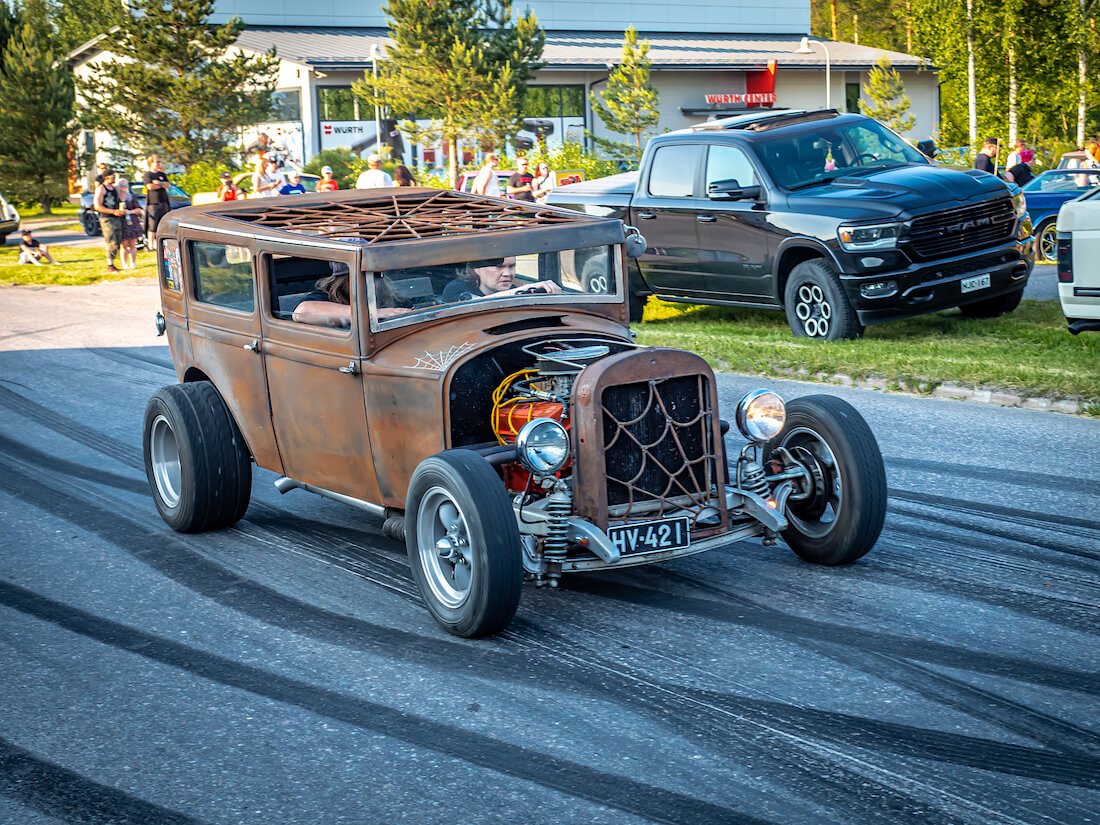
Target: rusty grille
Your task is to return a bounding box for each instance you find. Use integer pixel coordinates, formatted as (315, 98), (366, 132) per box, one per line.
(907, 197), (1016, 260)
(600, 375), (720, 526)
(225, 190), (579, 244)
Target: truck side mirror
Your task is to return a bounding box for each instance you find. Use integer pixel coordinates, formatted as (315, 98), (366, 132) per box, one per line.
(916, 139), (938, 159)
(708, 178), (762, 201)
(623, 226), (647, 258)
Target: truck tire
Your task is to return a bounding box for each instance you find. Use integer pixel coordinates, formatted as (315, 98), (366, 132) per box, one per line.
(143, 382), (252, 533)
(406, 450), (523, 637)
(628, 291), (648, 323)
(783, 259), (863, 340)
(958, 286), (1024, 319)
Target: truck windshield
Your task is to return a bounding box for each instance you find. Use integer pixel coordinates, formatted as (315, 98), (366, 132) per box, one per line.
(369, 244), (621, 329)
(756, 119), (928, 191)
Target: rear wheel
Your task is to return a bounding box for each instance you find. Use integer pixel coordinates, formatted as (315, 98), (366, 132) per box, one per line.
(764, 395), (886, 565)
(783, 259), (863, 340)
(628, 291), (648, 323)
(406, 450), (522, 637)
(82, 211), (101, 237)
(1035, 219), (1057, 264)
(143, 382), (252, 532)
(958, 286), (1024, 319)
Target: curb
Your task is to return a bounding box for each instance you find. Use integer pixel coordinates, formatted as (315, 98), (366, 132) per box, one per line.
(771, 368), (1089, 416)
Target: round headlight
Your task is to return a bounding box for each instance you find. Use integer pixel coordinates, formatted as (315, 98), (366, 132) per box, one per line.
(735, 390), (786, 442)
(514, 418), (570, 475)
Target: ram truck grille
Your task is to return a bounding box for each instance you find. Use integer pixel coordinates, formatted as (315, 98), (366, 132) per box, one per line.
(908, 198), (1016, 260)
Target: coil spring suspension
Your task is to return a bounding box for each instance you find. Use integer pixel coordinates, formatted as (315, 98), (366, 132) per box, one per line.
(542, 480), (571, 588)
(739, 460), (770, 498)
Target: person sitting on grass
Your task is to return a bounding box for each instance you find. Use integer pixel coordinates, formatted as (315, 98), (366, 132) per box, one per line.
(17, 229), (59, 265)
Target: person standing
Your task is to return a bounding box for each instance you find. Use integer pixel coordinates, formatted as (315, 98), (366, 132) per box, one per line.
(278, 171), (307, 195)
(506, 157), (535, 201)
(355, 154), (393, 189)
(973, 138), (999, 175)
(393, 165), (415, 187)
(252, 157), (285, 197)
(217, 171), (243, 201)
(472, 153), (500, 196)
(93, 170), (124, 273)
(1004, 138), (1026, 170)
(316, 165), (340, 192)
(142, 155), (172, 249)
(1004, 149), (1035, 187)
(532, 161), (554, 203)
(116, 178), (144, 269)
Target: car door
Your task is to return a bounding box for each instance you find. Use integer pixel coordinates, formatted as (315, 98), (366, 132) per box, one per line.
(257, 243), (383, 503)
(691, 143), (776, 303)
(631, 142), (705, 297)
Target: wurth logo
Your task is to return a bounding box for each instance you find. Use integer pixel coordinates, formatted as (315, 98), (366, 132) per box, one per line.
(323, 124), (333, 135)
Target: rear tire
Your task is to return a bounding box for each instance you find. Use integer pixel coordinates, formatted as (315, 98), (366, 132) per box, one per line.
(783, 259), (863, 340)
(957, 286), (1024, 319)
(764, 395), (886, 565)
(1035, 219), (1057, 265)
(628, 291), (648, 324)
(406, 450), (523, 637)
(143, 382), (252, 532)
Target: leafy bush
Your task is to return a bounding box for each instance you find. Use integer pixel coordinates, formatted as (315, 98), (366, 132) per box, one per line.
(520, 142), (622, 182)
(174, 161), (236, 197)
(301, 148), (360, 190)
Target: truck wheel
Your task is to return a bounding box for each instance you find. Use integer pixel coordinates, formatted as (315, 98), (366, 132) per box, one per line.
(784, 260), (863, 340)
(81, 212), (101, 237)
(143, 382), (252, 533)
(958, 286), (1024, 319)
(406, 450), (522, 638)
(1035, 219), (1057, 264)
(764, 395), (886, 565)
(628, 291), (648, 323)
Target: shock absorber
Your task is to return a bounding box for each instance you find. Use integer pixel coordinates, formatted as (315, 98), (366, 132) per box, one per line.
(739, 459), (770, 499)
(542, 479), (572, 588)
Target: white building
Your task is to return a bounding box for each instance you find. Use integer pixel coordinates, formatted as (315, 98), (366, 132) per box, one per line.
(71, 1), (937, 174)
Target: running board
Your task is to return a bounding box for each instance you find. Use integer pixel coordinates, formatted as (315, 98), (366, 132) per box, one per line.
(273, 476), (387, 518)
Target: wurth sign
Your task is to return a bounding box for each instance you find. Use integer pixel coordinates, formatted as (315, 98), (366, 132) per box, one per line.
(703, 92), (777, 105)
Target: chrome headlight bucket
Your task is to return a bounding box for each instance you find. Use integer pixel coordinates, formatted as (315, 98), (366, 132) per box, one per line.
(735, 390), (786, 442)
(514, 418), (570, 475)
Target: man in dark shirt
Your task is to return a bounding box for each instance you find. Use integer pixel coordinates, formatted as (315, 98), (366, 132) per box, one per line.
(142, 154), (172, 249)
(93, 162), (111, 185)
(973, 138), (999, 175)
(507, 157), (535, 202)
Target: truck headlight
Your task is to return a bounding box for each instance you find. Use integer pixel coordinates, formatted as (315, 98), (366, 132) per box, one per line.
(1013, 192), (1027, 220)
(838, 222), (901, 251)
(515, 418), (570, 475)
(735, 390), (786, 442)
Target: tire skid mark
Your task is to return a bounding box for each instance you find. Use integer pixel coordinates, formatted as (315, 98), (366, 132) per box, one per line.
(0, 457), (1046, 825)
(0, 579), (775, 825)
(0, 431), (147, 496)
(0, 734), (210, 825)
(889, 488), (1100, 535)
(885, 456), (1093, 494)
(85, 346), (175, 374)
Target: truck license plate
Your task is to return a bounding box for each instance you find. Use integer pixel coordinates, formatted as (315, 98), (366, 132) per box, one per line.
(961, 273), (991, 293)
(607, 516), (690, 556)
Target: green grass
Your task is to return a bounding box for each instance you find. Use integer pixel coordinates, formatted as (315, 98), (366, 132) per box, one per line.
(636, 298), (1100, 405)
(14, 202), (80, 221)
(0, 243), (156, 285)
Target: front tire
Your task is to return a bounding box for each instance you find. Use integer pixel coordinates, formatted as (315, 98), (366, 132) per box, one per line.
(957, 285), (1024, 319)
(143, 382), (252, 532)
(783, 259), (863, 340)
(406, 450), (523, 637)
(1035, 219), (1057, 264)
(764, 395), (886, 565)
(82, 211), (101, 237)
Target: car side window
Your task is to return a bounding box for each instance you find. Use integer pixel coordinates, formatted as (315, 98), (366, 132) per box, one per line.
(161, 238), (182, 292)
(267, 254), (352, 331)
(647, 144), (704, 198)
(705, 145), (759, 190)
(191, 241), (254, 312)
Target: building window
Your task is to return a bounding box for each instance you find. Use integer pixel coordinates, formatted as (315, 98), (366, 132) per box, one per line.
(272, 89), (302, 122)
(318, 86), (360, 121)
(523, 86), (585, 118)
(846, 83), (861, 114)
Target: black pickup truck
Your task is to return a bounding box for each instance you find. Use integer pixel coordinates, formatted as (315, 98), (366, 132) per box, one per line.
(548, 110), (1035, 338)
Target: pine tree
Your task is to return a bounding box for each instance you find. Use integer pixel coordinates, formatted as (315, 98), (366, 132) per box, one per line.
(0, 1), (19, 56)
(53, 0), (125, 55)
(860, 56), (916, 133)
(589, 26), (660, 160)
(354, 0), (545, 188)
(0, 1), (76, 213)
(78, 0), (279, 170)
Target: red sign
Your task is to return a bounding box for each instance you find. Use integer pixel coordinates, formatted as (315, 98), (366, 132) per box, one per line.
(323, 124), (333, 135)
(704, 92), (777, 105)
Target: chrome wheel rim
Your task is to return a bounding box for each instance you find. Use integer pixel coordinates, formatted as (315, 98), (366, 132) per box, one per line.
(416, 487), (474, 609)
(782, 426), (842, 537)
(794, 283), (832, 338)
(1038, 224), (1058, 264)
(586, 274), (609, 293)
(149, 414), (182, 508)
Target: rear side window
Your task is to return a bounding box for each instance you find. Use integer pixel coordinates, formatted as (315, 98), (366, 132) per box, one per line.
(160, 238), (182, 292)
(191, 241), (254, 312)
(647, 144), (703, 198)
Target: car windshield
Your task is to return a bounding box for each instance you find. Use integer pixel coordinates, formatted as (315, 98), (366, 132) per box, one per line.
(755, 119), (928, 190)
(132, 183), (189, 198)
(369, 244), (621, 330)
(1022, 169), (1100, 193)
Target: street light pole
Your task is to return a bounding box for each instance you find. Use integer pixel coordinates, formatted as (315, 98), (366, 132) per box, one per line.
(369, 43), (382, 154)
(794, 36), (831, 110)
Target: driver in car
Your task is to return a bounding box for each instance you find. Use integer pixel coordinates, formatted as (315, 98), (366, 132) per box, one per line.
(441, 256), (561, 303)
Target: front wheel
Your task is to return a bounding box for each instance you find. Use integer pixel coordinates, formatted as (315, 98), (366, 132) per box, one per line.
(764, 395), (886, 565)
(406, 450), (523, 637)
(1035, 219), (1057, 264)
(81, 211), (101, 237)
(783, 259), (864, 340)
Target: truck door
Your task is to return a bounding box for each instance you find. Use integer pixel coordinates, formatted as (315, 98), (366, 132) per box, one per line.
(691, 144), (775, 303)
(631, 143), (705, 297)
(257, 244), (382, 503)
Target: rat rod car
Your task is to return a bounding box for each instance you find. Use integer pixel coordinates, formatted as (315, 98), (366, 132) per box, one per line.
(144, 188), (887, 637)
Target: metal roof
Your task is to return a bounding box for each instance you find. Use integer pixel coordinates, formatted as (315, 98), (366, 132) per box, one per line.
(233, 27), (931, 72)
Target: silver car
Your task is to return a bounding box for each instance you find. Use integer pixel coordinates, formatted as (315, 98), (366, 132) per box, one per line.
(0, 193), (19, 245)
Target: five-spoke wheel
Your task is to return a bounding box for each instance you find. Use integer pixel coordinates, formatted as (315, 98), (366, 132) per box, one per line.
(783, 259), (864, 340)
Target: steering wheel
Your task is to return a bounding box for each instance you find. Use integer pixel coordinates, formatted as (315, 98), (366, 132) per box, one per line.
(516, 285), (549, 295)
(851, 153), (879, 166)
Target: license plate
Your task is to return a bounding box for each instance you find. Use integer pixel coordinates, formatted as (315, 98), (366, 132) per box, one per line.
(607, 516), (691, 556)
(961, 273), (991, 293)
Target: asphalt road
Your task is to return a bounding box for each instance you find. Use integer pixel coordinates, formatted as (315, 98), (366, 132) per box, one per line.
(1, 281), (1098, 825)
